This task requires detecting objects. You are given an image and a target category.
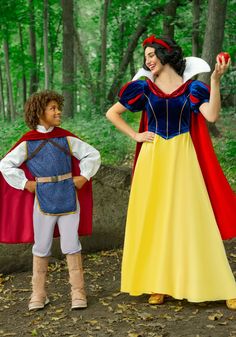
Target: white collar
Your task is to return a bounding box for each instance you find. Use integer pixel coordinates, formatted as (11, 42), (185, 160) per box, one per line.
(36, 125), (54, 133)
(132, 57), (211, 83)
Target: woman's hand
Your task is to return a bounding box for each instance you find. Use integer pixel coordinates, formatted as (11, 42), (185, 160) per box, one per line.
(133, 131), (155, 143)
(211, 56), (230, 82)
(73, 176), (88, 190)
(24, 180), (36, 193)
(200, 55), (230, 123)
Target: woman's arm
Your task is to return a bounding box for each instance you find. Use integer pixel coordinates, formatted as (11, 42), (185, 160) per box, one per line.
(106, 102), (155, 143)
(200, 56), (230, 122)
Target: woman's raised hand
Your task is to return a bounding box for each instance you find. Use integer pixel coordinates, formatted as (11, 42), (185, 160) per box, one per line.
(212, 55), (230, 81)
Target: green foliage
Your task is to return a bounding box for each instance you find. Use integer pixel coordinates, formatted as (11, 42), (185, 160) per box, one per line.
(0, 118), (28, 156)
(62, 112), (140, 165)
(0, 110), (235, 193)
(0, 0), (235, 174)
(0, 112), (140, 166)
(0, 0), (235, 118)
(212, 109), (236, 189)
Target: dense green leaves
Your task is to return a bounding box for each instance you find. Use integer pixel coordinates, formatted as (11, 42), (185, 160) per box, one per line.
(0, 0), (235, 117)
(0, 0), (235, 172)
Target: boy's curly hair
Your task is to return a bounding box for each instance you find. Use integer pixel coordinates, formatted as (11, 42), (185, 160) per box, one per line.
(24, 90), (64, 130)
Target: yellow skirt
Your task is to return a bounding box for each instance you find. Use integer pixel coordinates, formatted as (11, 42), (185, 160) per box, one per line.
(121, 132), (236, 302)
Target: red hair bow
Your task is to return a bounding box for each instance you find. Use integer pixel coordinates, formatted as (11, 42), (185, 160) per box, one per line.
(142, 35), (172, 51)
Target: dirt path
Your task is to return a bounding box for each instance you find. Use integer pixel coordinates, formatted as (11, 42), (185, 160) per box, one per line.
(0, 244), (236, 337)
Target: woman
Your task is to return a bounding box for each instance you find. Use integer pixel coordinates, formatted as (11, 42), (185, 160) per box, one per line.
(106, 35), (236, 309)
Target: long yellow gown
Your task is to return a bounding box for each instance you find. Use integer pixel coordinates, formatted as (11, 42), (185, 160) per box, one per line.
(119, 79), (236, 302)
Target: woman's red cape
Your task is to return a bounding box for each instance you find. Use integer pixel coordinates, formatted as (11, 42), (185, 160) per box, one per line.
(133, 99), (236, 241)
(0, 127), (93, 243)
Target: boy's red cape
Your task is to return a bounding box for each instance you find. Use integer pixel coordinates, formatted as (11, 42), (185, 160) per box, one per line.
(0, 127), (93, 243)
(133, 108), (236, 241)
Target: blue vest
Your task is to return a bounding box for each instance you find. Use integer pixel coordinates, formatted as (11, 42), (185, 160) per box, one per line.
(26, 137), (77, 215)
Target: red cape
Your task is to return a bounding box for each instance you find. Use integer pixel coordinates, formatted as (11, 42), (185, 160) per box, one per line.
(133, 110), (236, 241)
(0, 127), (93, 243)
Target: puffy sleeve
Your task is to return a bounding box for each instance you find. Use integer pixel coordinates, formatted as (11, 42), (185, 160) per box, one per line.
(118, 80), (148, 112)
(189, 80), (210, 113)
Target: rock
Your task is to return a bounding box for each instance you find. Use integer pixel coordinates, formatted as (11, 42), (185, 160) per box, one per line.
(0, 165), (131, 273)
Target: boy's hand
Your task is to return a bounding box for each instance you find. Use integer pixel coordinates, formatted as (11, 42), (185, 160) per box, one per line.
(73, 176), (88, 190)
(24, 180), (36, 193)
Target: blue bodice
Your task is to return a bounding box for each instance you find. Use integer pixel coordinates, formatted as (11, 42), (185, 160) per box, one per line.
(26, 137), (77, 215)
(119, 79), (210, 140)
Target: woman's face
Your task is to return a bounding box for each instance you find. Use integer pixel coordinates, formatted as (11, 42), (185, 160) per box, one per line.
(144, 47), (163, 76)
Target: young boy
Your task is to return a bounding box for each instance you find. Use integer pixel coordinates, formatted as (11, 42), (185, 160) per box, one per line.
(0, 90), (101, 311)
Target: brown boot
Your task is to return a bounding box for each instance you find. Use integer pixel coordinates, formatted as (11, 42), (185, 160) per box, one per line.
(28, 255), (50, 311)
(66, 253), (87, 309)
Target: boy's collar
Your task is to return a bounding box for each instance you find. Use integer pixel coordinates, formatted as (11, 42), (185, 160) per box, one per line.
(36, 125), (54, 133)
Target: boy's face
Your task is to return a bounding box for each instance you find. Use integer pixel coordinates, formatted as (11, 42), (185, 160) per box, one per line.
(39, 100), (61, 129)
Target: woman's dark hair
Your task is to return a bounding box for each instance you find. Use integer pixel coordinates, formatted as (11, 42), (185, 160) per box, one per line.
(24, 90), (64, 130)
(143, 37), (186, 76)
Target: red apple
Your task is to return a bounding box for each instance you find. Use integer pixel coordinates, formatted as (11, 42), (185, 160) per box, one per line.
(217, 52), (230, 64)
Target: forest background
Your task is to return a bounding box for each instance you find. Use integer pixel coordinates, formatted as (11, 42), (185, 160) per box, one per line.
(0, 0), (235, 188)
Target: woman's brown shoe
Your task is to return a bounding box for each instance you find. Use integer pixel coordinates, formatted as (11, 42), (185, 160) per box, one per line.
(226, 299), (236, 310)
(148, 293), (164, 305)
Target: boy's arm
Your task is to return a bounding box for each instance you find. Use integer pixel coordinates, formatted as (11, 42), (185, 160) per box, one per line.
(67, 136), (101, 182)
(0, 142), (29, 190)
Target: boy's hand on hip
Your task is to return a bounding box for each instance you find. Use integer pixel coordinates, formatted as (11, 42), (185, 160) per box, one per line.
(24, 180), (36, 193)
(73, 176), (88, 190)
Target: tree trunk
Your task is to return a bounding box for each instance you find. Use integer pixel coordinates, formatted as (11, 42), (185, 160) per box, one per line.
(49, 18), (62, 89)
(19, 23), (27, 105)
(3, 38), (15, 121)
(107, 4), (165, 104)
(0, 63), (5, 119)
(130, 55), (136, 79)
(192, 0), (200, 56)
(118, 6), (125, 67)
(62, 0), (75, 118)
(99, 0), (110, 113)
(163, 0), (178, 38)
(198, 0), (227, 85)
(43, 0), (50, 89)
(74, 26), (97, 108)
(29, 0), (38, 94)
(198, 0), (227, 137)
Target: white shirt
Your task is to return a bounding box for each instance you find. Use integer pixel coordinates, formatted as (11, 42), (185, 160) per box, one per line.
(0, 125), (101, 190)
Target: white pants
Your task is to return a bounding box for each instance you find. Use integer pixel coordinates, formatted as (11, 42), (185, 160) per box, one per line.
(32, 199), (82, 257)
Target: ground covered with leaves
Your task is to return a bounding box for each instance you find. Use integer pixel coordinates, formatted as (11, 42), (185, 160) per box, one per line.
(0, 245), (236, 337)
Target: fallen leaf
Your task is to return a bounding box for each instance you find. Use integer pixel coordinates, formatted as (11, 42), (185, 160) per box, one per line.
(208, 312), (223, 321)
(87, 320), (98, 326)
(137, 312), (153, 321)
(206, 325), (215, 329)
(55, 309), (64, 314)
(51, 315), (67, 321)
(192, 309), (199, 314)
(217, 321), (228, 326)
